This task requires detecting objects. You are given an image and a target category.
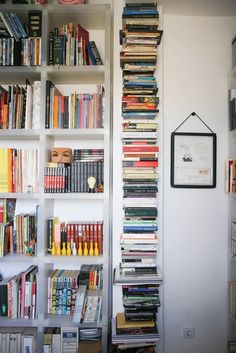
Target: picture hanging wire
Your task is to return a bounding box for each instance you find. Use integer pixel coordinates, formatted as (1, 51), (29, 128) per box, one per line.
(173, 112), (214, 134)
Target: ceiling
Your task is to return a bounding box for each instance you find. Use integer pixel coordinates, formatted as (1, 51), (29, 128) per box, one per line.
(160, 0), (236, 16)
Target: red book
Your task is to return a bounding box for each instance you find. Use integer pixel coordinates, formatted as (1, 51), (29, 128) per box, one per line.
(123, 161), (158, 167)
(85, 223), (90, 248)
(123, 146), (159, 152)
(97, 222), (103, 255)
(74, 223), (79, 249)
(67, 223), (71, 245)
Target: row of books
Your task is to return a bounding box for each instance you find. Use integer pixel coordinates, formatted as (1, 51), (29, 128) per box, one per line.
(73, 285), (102, 324)
(0, 198), (16, 224)
(0, 81), (41, 130)
(0, 10), (42, 66)
(43, 327), (101, 353)
(0, 327), (36, 353)
(44, 160), (104, 193)
(0, 265), (38, 319)
(225, 159), (236, 193)
(47, 219), (103, 256)
(48, 24), (102, 66)
(45, 81), (104, 129)
(0, 148), (39, 193)
(47, 265), (103, 316)
(0, 37), (41, 66)
(0, 210), (38, 257)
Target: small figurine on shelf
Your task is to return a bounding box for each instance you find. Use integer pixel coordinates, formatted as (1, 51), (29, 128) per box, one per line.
(24, 239), (36, 256)
(96, 183), (104, 193)
(87, 176), (96, 193)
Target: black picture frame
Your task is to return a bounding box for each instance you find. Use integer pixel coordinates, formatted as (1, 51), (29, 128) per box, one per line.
(170, 132), (217, 188)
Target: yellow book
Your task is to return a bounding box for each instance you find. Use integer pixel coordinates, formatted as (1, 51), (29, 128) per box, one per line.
(116, 312), (155, 329)
(0, 148), (9, 192)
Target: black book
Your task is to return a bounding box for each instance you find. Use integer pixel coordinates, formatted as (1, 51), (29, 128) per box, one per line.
(13, 39), (21, 65)
(48, 31), (54, 65)
(0, 278), (9, 316)
(87, 41), (103, 65)
(28, 10), (42, 37)
(53, 28), (63, 65)
(125, 3), (157, 8)
(45, 80), (54, 129)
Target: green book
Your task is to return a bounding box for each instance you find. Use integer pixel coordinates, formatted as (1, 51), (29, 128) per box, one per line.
(124, 207), (157, 217)
(53, 32), (63, 65)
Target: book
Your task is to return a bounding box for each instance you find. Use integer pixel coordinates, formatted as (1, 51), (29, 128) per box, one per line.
(53, 28), (63, 65)
(61, 327), (78, 353)
(87, 41), (103, 65)
(28, 10), (42, 37)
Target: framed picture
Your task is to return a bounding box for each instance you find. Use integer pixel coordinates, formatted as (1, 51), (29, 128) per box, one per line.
(171, 132), (217, 188)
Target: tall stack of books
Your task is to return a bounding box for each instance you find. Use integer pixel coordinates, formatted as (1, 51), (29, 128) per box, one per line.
(119, 1), (162, 276)
(113, 2), (163, 350)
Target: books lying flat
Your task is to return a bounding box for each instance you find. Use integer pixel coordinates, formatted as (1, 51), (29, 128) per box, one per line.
(116, 312), (156, 330)
(111, 318), (159, 344)
(113, 266), (162, 285)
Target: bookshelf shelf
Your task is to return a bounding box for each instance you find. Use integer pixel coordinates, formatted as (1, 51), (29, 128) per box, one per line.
(0, 318), (39, 327)
(46, 66), (105, 84)
(44, 314), (103, 328)
(42, 193), (104, 200)
(0, 254), (38, 263)
(0, 130), (40, 140)
(0, 2), (112, 353)
(46, 4), (108, 30)
(44, 255), (104, 264)
(45, 129), (104, 140)
(0, 193), (40, 199)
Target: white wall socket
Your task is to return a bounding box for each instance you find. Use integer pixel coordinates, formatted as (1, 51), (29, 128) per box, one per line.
(182, 327), (195, 338)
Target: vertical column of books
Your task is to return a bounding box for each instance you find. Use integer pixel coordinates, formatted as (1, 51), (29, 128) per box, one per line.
(112, 3), (163, 352)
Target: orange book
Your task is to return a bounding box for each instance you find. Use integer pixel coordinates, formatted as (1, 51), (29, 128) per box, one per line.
(2, 104), (8, 129)
(53, 95), (59, 128)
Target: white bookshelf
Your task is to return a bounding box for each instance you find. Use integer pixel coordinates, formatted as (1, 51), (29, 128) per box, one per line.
(0, 2), (112, 352)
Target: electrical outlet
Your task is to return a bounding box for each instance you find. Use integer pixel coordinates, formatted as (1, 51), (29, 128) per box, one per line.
(182, 327), (195, 338)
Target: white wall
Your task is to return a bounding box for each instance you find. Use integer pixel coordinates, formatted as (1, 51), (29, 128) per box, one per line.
(112, 5), (236, 353)
(163, 15), (236, 353)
